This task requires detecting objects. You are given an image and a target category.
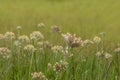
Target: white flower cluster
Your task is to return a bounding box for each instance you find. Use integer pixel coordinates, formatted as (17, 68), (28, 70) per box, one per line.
(62, 33), (83, 48)
(24, 44), (36, 52)
(32, 72), (48, 80)
(18, 35), (30, 43)
(30, 31), (44, 41)
(4, 32), (15, 40)
(51, 45), (63, 53)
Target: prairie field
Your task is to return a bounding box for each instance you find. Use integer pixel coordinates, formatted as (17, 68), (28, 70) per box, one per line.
(0, 0), (120, 80)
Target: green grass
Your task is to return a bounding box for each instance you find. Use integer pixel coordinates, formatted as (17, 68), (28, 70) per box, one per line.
(0, 30), (119, 80)
(0, 0), (120, 42)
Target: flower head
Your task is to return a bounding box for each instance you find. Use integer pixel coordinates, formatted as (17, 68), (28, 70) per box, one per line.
(18, 35), (30, 43)
(24, 44), (36, 52)
(93, 36), (101, 43)
(32, 72), (47, 80)
(51, 45), (63, 53)
(43, 41), (52, 49)
(38, 23), (45, 28)
(53, 60), (68, 73)
(82, 39), (94, 46)
(62, 33), (83, 48)
(30, 31), (44, 41)
(51, 25), (61, 33)
(96, 51), (104, 58)
(17, 26), (22, 30)
(115, 47), (120, 53)
(104, 53), (112, 59)
(0, 34), (4, 40)
(4, 32), (15, 40)
(0, 47), (11, 58)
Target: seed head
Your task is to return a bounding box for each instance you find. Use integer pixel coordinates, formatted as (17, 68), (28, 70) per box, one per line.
(93, 36), (101, 43)
(32, 72), (47, 80)
(4, 32), (15, 40)
(30, 31), (44, 41)
(24, 44), (36, 52)
(18, 35), (30, 43)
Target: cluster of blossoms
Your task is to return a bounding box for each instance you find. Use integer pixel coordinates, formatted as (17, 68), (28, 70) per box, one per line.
(82, 39), (94, 46)
(17, 26), (22, 30)
(30, 31), (44, 41)
(96, 51), (112, 59)
(24, 44), (36, 52)
(62, 33), (83, 48)
(0, 47), (11, 58)
(32, 72), (48, 80)
(51, 25), (61, 33)
(0, 34), (4, 40)
(53, 60), (68, 73)
(114, 47), (120, 53)
(38, 23), (45, 28)
(51, 45), (63, 53)
(93, 36), (101, 43)
(4, 32), (15, 40)
(37, 41), (52, 49)
(18, 35), (30, 43)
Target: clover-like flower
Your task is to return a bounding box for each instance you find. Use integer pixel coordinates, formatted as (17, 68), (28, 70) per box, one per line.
(32, 72), (47, 80)
(30, 31), (44, 41)
(53, 60), (68, 73)
(0, 34), (4, 40)
(4, 32), (15, 40)
(62, 33), (83, 48)
(51, 25), (61, 33)
(18, 35), (30, 43)
(93, 36), (101, 43)
(0, 47), (11, 58)
(104, 53), (112, 59)
(115, 47), (120, 53)
(38, 23), (45, 28)
(82, 39), (94, 46)
(51, 45), (63, 53)
(24, 44), (36, 52)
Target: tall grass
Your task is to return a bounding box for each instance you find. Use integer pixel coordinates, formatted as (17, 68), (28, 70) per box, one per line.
(0, 26), (119, 80)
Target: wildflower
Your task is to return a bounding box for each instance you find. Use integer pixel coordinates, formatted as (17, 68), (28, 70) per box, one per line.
(32, 72), (47, 80)
(24, 44), (36, 52)
(51, 25), (61, 33)
(62, 50), (73, 58)
(60, 60), (68, 71)
(14, 40), (21, 47)
(4, 32), (15, 40)
(53, 60), (68, 73)
(93, 36), (101, 43)
(0, 34), (4, 40)
(47, 63), (52, 69)
(0, 47), (11, 58)
(114, 47), (120, 53)
(62, 33), (83, 48)
(30, 31), (44, 41)
(51, 45), (63, 53)
(17, 26), (22, 30)
(38, 23), (45, 28)
(43, 41), (52, 49)
(96, 51), (104, 58)
(18, 35), (30, 43)
(82, 39), (94, 46)
(104, 53), (112, 59)
(37, 41), (44, 47)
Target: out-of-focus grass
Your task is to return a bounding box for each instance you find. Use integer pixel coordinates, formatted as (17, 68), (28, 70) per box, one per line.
(0, 0), (120, 42)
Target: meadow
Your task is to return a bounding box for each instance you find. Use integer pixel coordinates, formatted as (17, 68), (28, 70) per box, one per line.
(0, 0), (120, 80)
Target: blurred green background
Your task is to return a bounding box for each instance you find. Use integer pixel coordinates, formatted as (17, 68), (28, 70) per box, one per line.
(0, 0), (120, 42)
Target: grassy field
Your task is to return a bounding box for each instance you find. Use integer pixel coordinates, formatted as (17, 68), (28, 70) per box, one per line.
(0, 0), (120, 80)
(0, 0), (120, 42)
